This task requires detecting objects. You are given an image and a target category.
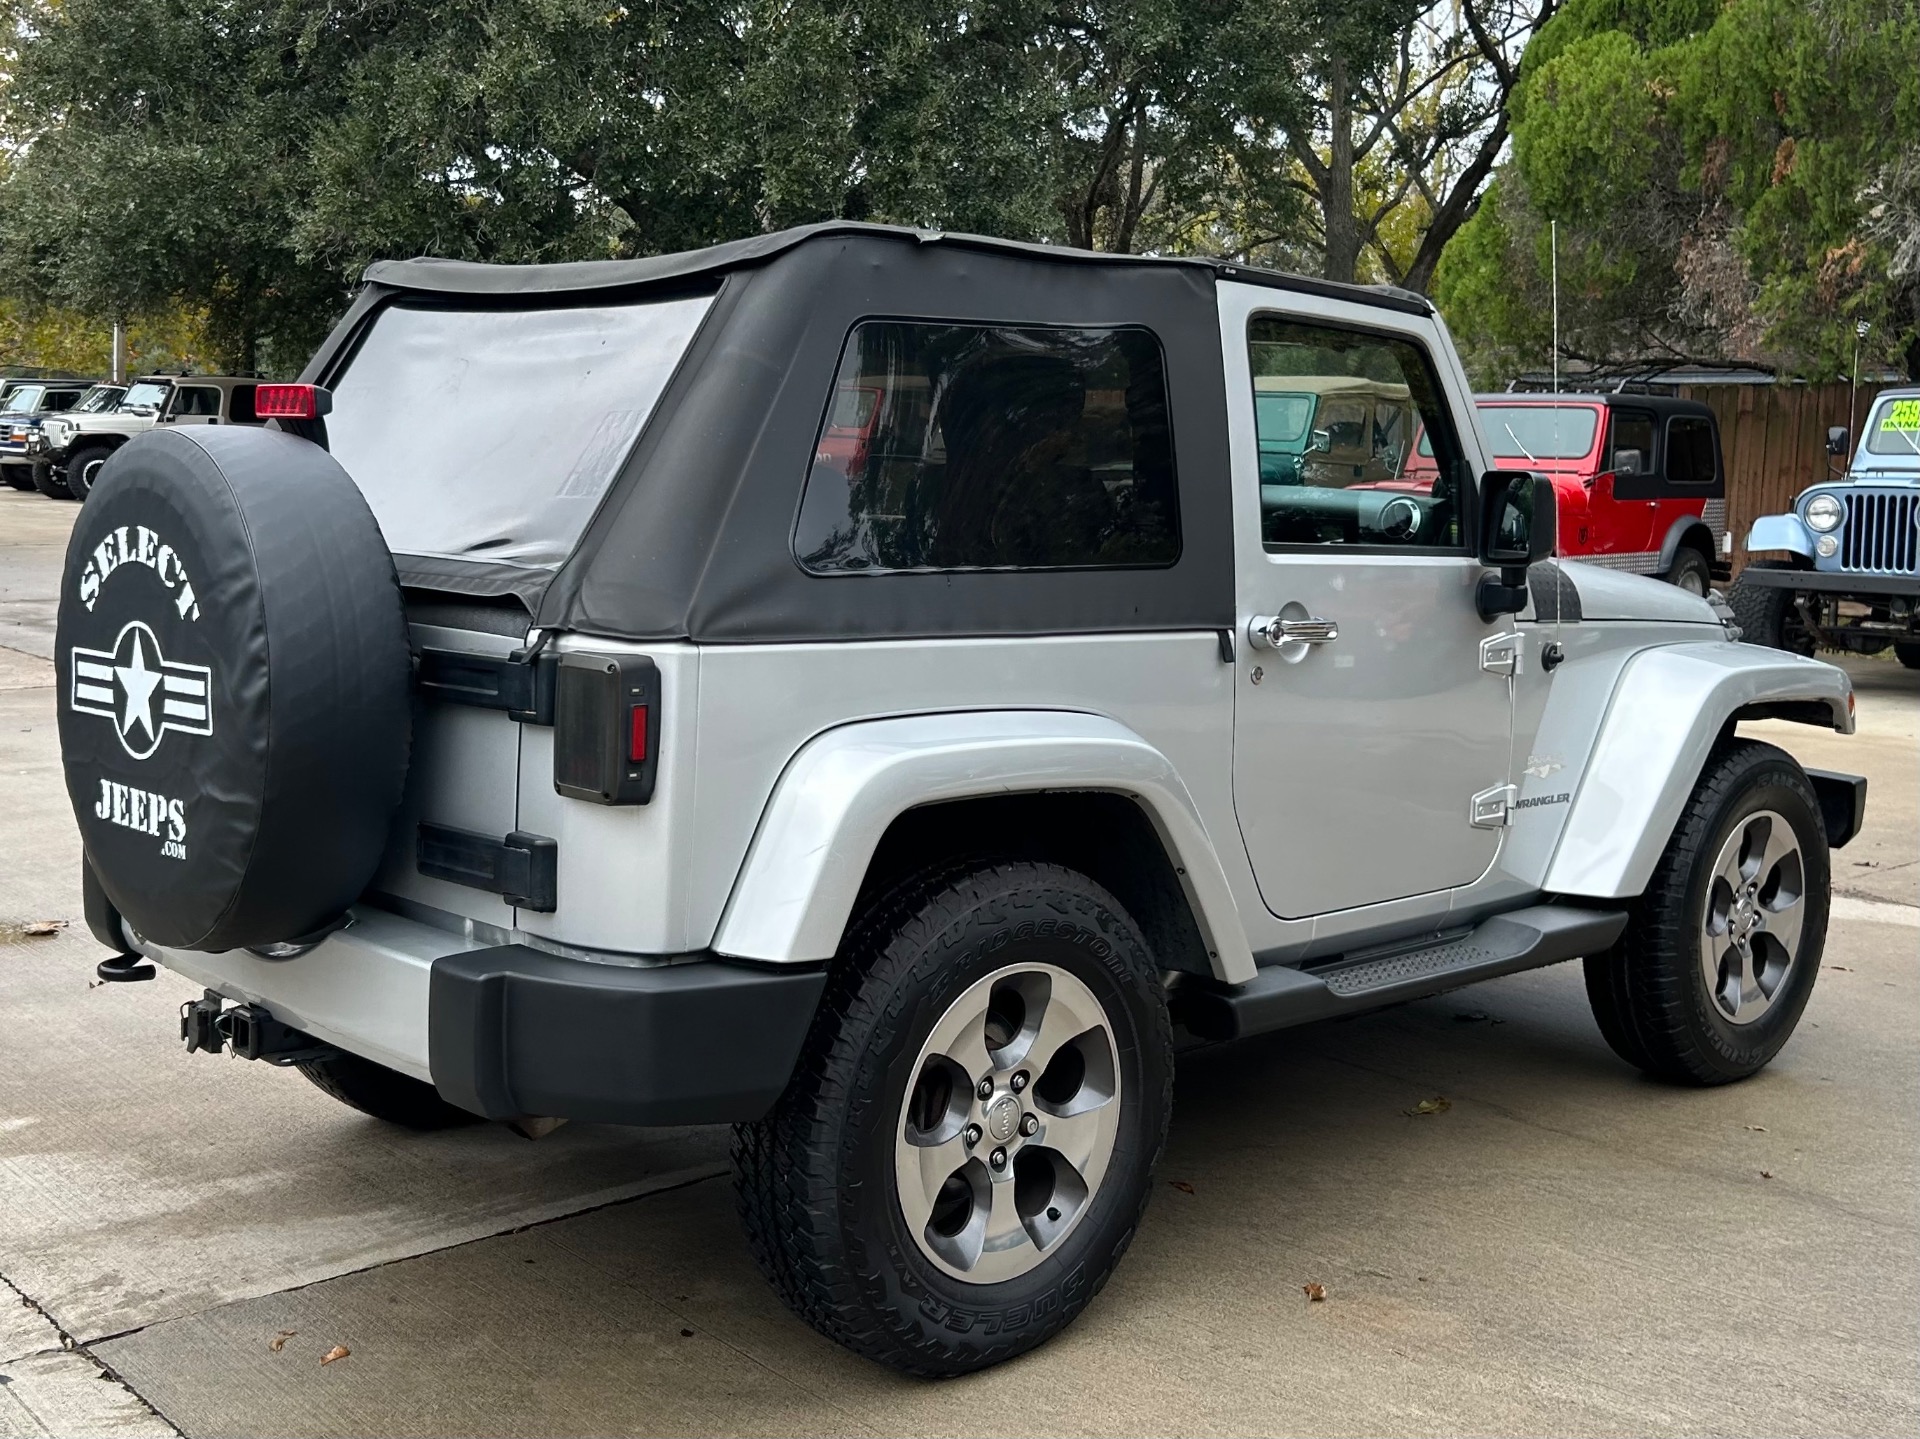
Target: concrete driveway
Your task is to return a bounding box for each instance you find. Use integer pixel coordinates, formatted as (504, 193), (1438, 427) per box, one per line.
(3, 486), (1915, 1437)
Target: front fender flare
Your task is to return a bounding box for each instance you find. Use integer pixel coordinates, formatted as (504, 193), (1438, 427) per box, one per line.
(1542, 642), (1853, 899)
(1746, 513), (1813, 558)
(710, 710), (1257, 982)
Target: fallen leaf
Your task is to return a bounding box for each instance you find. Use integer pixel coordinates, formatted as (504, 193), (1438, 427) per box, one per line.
(1759, 1171), (1774, 1180)
(679, 1328), (694, 1338)
(269, 1330), (295, 1353)
(1303, 1282), (1327, 1302)
(1169, 1180), (1196, 1195)
(1744, 1125), (1767, 1132)
(319, 1345), (350, 1366)
(22, 920), (66, 937)
(1405, 1097), (1452, 1117)
(1825, 965), (1853, 972)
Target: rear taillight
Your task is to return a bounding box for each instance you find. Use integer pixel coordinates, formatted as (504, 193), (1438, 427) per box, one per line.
(253, 383), (333, 420)
(553, 653), (660, 805)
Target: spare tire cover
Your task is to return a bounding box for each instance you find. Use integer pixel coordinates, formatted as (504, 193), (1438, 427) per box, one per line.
(55, 426), (411, 951)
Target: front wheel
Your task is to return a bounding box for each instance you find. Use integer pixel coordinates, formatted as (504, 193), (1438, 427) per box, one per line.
(1726, 561), (1815, 655)
(1, 464), (35, 491)
(32, 462), (73, 499)
(734, 861), (1172, 1376)
(1585, 739), (1828, 1085)
(1896, 641), (1920, 670)
(65, 444), (113, 501)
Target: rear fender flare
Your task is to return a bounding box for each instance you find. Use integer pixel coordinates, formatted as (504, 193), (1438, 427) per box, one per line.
(1656, 517), (1714, 574)
(710, 710), (1257, 982)
(1542, 642), (1853, 899)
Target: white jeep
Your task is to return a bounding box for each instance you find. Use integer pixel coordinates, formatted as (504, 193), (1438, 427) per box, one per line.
(56, 224), (1863, 1376)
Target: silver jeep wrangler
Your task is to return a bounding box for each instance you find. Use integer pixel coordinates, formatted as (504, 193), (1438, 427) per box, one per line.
(56, 224), (1864, 1376)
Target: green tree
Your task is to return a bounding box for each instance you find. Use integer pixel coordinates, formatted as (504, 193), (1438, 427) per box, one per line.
(1435, 0), (1920, 382)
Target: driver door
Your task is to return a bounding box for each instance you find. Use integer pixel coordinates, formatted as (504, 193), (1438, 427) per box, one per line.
(1229, 308), (1514, 919)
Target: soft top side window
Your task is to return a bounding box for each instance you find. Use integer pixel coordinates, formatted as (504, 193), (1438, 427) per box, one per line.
(794, 321), (1180, 574)
(1608, 409), (1657, 476)
(1667, 414), (1716, 484)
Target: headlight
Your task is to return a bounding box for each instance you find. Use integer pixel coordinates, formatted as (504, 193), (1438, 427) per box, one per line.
(1805, 493), (1844, 532)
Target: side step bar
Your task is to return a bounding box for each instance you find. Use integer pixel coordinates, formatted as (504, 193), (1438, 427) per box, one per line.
(1174, 904), (1628, 1042)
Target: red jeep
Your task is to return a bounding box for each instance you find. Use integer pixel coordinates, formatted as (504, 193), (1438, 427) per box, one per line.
(1407, 393), (1730, 593)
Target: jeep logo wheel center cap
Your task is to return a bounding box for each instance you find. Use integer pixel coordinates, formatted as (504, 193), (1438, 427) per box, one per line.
(70, 620), (212, 760)
(986, 1094), (1022, 1145)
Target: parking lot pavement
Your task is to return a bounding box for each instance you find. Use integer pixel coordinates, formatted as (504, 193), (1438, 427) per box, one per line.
(4, 486), (1916, 1436)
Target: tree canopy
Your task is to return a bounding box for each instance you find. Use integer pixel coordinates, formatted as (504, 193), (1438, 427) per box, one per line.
(1, 0), (1911, 380)
(1435, 0), (1920, 383)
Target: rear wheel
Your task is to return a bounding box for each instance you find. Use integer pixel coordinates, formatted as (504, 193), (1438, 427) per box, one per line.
(1584, 740), (1827, 1085)
(65, 444), (113, 501)
(734, 861), (1172, 1376)
(297, 1050), (482, 1130)
(1726, 561), (1815, 655)
(1665, 546), (1712, 596)
(1896, 642), (1920, 670)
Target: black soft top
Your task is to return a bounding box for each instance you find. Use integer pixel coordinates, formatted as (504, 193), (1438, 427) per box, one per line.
(308, 225), (1429, 645)
(363, 221), (1432, 315)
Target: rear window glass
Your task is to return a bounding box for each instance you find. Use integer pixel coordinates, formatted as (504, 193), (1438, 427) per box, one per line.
(1477, 405), (1598, 461)
(1865, 396), (1920, 458)
(793, 321), (1179, 574)
(1667, 415), (1716, 483)
(327, 295), (714, 571)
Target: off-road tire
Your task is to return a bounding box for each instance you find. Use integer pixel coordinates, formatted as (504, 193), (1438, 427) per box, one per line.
(1584, 739), (1828, 1085)
(32, 463), (72, 499)
(733, 861), (1173, 1376)
(1896, 642), (1920, 670)
(1726, 560), (1815, 655)
(1665, 546), (1712, 596)
(65, 444), (113, 502)
(297, 1050), (482, 1130)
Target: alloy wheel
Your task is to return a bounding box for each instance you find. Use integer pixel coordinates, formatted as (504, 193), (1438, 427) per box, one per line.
(895, 962), (1122, 1284)
(1699, 809), (1806, 1025)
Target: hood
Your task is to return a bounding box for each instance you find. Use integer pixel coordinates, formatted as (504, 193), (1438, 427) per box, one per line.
(1556, 560), (1720, 623)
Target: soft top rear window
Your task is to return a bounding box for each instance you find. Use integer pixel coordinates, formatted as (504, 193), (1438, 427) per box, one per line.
(326, 294), (714, 572)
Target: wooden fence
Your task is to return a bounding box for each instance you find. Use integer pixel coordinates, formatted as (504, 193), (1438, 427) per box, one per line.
(1677, 380), (1903, 574)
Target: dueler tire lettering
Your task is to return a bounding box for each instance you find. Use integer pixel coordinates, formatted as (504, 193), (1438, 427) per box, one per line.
(54, 427), (411, 951)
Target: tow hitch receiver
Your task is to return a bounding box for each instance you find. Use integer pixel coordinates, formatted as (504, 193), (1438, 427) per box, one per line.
(180, 992), (335, 1065)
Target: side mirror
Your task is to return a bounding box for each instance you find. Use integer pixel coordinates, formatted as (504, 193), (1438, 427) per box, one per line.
(1308, 428), (1331, 454)
(1476, 470), (1556, 620)
(1612, 447), (1643, 476)
(1826, 425), (1849, 457)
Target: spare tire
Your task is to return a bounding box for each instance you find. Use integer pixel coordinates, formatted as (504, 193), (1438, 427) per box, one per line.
(55, 426), (411, 951)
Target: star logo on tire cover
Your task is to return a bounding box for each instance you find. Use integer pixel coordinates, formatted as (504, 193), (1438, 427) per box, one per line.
(70, 621), (212, 760)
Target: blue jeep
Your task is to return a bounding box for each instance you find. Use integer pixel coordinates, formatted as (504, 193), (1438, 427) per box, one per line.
(1730, 386), (1920, 667)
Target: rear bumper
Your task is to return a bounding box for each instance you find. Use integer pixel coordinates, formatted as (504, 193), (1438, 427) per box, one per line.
(129, 903), (825, 1125)
(1735, 567), (1919, 596)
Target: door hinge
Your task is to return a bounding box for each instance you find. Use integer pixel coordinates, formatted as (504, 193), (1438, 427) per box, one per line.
(1479, 632), (1524, 676)
(1469, 783), (1518, 829)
